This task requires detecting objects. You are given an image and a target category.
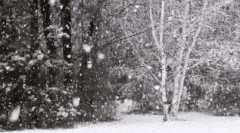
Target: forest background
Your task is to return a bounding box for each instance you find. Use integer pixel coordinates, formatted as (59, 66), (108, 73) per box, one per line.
(1, 0), (240, 130)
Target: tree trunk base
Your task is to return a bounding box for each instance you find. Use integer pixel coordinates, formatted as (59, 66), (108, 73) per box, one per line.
(168, 113), (187, 121)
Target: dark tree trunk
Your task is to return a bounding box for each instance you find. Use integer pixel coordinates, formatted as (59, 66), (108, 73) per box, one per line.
(60, 0), (72, 87)
(77, 0), (105, 120)
(30, 0), (39, 52)
(0, 0), (5, 40)
(40, 0), (56, 87)
(40, 0), (56, 55)
(80, 0), (104, 84)
(60, 0), (72, 63)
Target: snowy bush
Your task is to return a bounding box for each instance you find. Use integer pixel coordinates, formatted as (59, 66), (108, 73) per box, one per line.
(93, 101), (117, 121)
(211, 87), (240, 116)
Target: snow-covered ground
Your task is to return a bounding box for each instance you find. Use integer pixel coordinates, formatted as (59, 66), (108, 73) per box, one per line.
(7, 112), (240, 133)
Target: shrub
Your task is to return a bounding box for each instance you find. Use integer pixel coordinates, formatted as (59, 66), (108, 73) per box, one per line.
(93, 100), (117, 121)
(211, 87), (240, 116)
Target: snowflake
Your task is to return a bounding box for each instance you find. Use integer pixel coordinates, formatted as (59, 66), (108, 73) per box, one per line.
(154, 85), (160, 90)
(73, 97), (80, 107)
(87, 61), (92, 69)
(128, 75), (132, 79)
(135, 5), (140, 8)
(146, 65), (152, 70)
(67, 54), (71, 58)
(83, 44), (92, 53)
(5, 87), (11, 93)
(5, 66), (10, 71)
(9, 105), (20, 122)
(97, 52), (105, 60)
(49, 0), (56, 6)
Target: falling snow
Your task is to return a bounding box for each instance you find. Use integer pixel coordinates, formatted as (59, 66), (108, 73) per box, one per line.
(49, 0), (56, 6)
(135, 5), (140, 8)
(154, 85), (160, 90)
(67, 54), (71, 58)
(87, 60), (92, 69)
(9, 105), (21, 122)
(83, 44), (92, 53)
(97, 52), (105, 60)
(72, 97), (80, 107)
(1, 0), (240, 132)
(146, 65), (152, 70)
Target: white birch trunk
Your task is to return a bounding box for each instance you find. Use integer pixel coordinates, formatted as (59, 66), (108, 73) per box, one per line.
(171, 72), (180, 116)
(150, 0), (168, 121)
(170, 1), (189, 117)
(161, 55), (169, 121)
(158, 0), (169, 122)
(176, 26), (202, 111)
(175, 0), (207, 112)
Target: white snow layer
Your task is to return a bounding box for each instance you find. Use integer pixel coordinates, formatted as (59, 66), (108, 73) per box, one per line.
(6, 112), (240, 133)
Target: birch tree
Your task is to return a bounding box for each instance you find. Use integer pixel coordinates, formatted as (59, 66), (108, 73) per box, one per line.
(170, 0), (239, 117)
(116, 0), (240, 121)
(149, 0), (169, 121)
(170, 0), (207, 117)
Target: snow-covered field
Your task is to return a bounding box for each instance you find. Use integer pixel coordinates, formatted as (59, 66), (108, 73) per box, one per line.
(7, 112), (240, 133)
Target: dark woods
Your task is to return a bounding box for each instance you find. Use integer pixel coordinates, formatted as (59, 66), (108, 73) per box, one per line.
(0, 0), (114, 130)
